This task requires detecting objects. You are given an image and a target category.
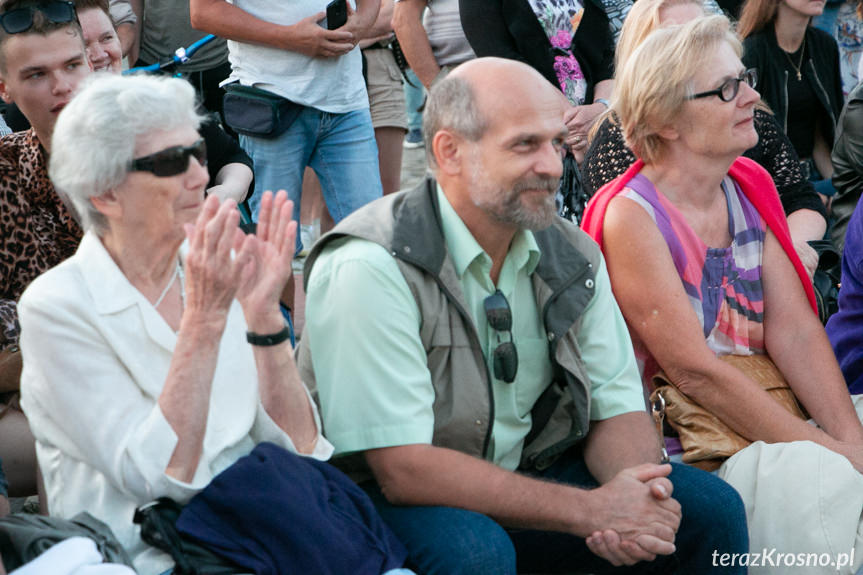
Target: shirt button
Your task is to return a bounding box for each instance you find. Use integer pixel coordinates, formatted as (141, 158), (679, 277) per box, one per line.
(403, 245), (412, 254)
(585, 279), (594, 289)
(475, 420), (482, 425)
(547, 332), (555, 342)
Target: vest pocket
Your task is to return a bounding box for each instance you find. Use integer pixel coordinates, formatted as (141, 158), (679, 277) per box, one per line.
(512, 338), (554, 419)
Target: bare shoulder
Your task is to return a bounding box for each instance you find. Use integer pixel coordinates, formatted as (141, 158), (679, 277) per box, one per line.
(602, 192), (666, 258)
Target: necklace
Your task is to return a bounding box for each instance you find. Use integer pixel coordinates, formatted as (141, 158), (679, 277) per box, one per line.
(153, 259), (182, 308)
(783, 33), (806, 81)
(177, 260), (186, 309)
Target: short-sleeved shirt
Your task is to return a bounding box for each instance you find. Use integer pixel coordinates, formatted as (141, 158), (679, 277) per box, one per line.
(226, 0), (367, 113)
(393, 0), (476, 67)
(138, 0), (228, 73)
(306, 187), (645, 471)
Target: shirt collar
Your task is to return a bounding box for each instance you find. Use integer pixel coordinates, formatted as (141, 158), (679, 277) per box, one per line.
(435, 184), (541, 281)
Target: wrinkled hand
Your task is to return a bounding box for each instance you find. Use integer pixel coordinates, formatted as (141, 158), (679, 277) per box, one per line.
(183, 196), (255, 322)
(586, 474), (676, 566)
(793, 239), (819, 280)
(584, 463), (680, 566)
(236, 190), (297, 323)
(564, 102), (606, 151)
(289, 12), (355, 58)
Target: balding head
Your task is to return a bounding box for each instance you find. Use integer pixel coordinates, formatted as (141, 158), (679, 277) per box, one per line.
(423, 57), (565, 171)
(423, 57), (568, 234)
(450, 57), (560, 107)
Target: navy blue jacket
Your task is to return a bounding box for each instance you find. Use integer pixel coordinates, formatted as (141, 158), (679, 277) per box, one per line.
(176, 443), (407, 575)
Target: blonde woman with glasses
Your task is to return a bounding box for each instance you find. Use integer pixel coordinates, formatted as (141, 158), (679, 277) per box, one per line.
(581, 0), (827, 278)
(583, 16), (863, 574)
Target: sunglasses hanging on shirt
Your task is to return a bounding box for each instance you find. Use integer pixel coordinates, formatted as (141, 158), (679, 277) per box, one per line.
(484, 290), (518, 383)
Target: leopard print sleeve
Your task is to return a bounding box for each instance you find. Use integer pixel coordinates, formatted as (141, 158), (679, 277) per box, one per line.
(0, 299), (18, 351)
(0, 131), (82, 354)
(0, 136), (23, 351)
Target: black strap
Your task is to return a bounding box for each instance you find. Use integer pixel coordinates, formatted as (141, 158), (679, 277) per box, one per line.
(246, 323), (291, 346)
(134, 498), (199, 575)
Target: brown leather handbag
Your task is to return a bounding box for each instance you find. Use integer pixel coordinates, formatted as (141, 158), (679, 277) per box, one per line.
(649, 353), (807, 471)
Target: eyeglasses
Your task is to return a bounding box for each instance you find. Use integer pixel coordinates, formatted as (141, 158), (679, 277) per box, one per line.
(0, 1), (77, 34)
(130, 138), (207, 177)
(689, 68), (758, 103)
(484, 290), (518, 383)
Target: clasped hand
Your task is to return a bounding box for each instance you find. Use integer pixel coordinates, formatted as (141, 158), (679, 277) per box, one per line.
(585, 463), (681, 567)
(182, 191), (296, 324)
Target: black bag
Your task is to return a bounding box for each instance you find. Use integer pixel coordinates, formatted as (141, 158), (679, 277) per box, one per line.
(808, 239), (841, 325)
(390, 37), (417, 87)
(558, 151), (589, 224)
(134, 498), (246, 575)
(222, 83), (302, 139)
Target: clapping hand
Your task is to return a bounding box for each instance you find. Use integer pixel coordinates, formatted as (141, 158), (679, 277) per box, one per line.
(236, 190), (297, 328)
(183, 195), (256, 323)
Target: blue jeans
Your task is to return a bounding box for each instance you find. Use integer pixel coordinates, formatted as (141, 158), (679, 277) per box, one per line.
(403, 70), (424, 132)
(364, 455), (748, 574)
(240, 106), (382, 248)
(0, 456), (7, 498)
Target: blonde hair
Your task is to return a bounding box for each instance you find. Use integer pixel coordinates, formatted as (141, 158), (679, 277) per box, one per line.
(614, 15), (741, 164)
(615, 0), (704, 73)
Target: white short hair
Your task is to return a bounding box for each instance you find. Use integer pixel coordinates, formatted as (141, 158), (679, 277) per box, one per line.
(49, 73), (203, 233)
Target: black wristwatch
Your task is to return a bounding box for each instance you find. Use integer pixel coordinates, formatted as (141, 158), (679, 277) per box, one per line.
(246, 323), (292, 346)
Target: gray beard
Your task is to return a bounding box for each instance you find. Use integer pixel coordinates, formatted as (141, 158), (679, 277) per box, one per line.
(470, 174), (558, 231)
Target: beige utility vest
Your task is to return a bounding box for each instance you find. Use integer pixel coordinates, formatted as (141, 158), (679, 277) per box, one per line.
(299, 179), (603, 471)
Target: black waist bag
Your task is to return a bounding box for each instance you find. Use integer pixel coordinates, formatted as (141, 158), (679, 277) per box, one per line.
(222, 83), (302, 139)
(134, 498), (247, 575)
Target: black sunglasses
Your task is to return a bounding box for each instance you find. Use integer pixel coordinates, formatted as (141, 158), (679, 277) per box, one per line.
(690, 68), (758, 103)
(484, 290), (518, 384)
(130, 138), (207, 177)
(0, 0), (77, 34)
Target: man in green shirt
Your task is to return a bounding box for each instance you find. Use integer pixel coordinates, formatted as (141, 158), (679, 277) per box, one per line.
(301, 57), (748, 574)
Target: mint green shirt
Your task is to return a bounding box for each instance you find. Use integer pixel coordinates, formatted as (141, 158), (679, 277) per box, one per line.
(306, 188), (646, 471)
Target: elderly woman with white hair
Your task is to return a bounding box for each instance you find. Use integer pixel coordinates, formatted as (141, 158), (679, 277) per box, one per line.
(582, 15), (863, 574)
(15, 74), (410, 575)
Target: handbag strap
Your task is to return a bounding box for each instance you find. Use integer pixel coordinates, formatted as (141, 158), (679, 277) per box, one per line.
(134, 498), (198, 575)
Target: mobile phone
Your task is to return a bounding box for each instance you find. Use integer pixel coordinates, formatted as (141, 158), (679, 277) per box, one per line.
(325, 0), (348, 30)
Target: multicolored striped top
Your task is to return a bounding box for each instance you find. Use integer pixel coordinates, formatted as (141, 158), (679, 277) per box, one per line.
(621, 173), (767, 388)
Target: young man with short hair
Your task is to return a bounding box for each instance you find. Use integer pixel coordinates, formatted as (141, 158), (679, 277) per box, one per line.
(0, 0), (92, 504)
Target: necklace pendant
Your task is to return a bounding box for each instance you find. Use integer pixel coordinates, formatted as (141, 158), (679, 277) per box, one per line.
(796, 71), (802, 81)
